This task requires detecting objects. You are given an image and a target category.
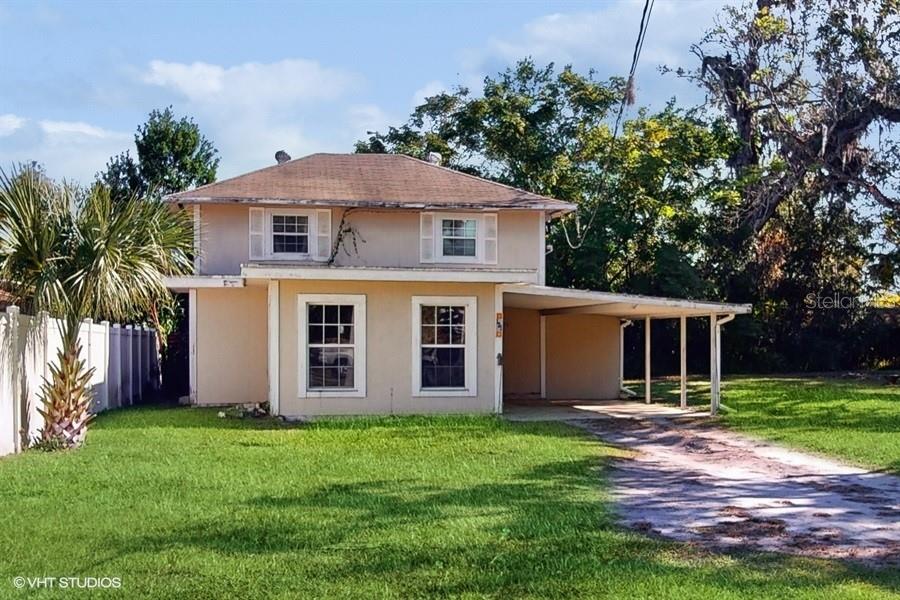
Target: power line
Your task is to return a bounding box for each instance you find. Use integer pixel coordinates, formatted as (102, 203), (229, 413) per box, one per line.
(562, 0), (655, 251)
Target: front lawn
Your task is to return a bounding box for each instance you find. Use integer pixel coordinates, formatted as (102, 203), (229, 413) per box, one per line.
(0, 408), (896, 598)
(642, 375), (900, 472)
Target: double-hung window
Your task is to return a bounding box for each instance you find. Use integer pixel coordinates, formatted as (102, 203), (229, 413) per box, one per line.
(441, 218), (477, 257)
(419, 213), (498, 264)
(272, 214), (309, 255)
(298, 294), (366, 398)
(248, 207), (332, 261)
(412, 296), (477, 397)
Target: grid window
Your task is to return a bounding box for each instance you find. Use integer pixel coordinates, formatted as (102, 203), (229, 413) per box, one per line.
(307, 303), (355, 389)
(420, 304), (466, 388)
(441, 219), (477, 257)
(272, 214), (309, 254)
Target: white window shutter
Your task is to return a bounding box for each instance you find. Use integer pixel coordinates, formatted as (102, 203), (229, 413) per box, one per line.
(249, 208), (265, 260)
(420, 213), (435, 262)
(482, 214), (498, 264)
(316, 209), (332, 261)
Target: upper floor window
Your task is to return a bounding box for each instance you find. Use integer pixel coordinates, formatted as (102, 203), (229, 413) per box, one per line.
(272, 215), (309, 254)
(249, 207), (331, 262)
(420, 212), (498, 265)
(441, 219), (477, 257)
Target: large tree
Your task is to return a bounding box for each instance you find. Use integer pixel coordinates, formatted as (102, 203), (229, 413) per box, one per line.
(100, 106), (219, 199)
(357, 60), (734, 298)
(0, 167), (194, 449)
(680, 0), (900, 281)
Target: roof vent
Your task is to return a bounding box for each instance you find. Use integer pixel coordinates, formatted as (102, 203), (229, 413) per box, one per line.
(275, 150), (291, 164)
(425, 151), (442, 166)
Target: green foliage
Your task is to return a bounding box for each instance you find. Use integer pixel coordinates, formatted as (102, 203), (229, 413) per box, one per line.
(0, 165), (195, 448)
(0, 408), (895, 597)
(100, 106), (219, 199)
(358, 60), (735, 299)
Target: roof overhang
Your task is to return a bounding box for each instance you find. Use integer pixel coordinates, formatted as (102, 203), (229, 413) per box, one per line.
(241, 264), (539, 284)
(164, 276), (245, 291)
(164, 196), (576, 217)
(501, 284), (752, 319)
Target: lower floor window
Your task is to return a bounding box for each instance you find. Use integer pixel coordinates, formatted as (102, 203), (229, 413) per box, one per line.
(413, 296), (477, 396)
(299, 295), (366, 397)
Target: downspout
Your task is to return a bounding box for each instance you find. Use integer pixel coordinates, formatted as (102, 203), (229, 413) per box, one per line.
(619, 319), (636, 398)
(712, 313), (735, 414)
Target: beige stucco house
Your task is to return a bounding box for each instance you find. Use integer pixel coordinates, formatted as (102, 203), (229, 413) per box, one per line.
(165, 153), (750, 417)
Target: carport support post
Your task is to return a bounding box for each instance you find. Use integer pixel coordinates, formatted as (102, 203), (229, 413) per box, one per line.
(644, 316), (651, 404)
(680, 315), (687, 409)
(709, 314), (719, 415)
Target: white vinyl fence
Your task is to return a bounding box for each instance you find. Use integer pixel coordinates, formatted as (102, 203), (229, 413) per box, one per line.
(0, 306), (158, 457)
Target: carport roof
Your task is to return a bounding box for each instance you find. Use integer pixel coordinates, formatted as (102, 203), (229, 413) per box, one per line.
(501, 284), (752, 319)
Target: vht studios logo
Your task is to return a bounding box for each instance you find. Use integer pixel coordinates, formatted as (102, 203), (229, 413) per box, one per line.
(804, 292), (858, 310)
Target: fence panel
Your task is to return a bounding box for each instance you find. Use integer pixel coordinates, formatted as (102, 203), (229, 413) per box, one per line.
(0, 309), (155, 456)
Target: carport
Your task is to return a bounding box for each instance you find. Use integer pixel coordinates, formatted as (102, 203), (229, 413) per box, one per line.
(499, 284), (752, 415)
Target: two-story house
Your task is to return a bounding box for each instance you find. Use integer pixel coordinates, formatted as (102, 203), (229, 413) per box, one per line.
(165, 153), (750, 417)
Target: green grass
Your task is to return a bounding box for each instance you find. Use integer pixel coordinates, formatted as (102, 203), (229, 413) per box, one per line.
(0, 408), (897, 599)
(636, 375), (900, 473)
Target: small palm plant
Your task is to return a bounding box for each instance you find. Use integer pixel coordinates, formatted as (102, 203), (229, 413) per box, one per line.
(0, 166), (193, 449)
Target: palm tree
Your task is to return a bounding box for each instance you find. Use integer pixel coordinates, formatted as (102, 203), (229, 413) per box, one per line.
(0, 165), (193, 449)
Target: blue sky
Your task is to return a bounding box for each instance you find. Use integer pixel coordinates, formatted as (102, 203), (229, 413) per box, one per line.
(0, 0), (732, 184)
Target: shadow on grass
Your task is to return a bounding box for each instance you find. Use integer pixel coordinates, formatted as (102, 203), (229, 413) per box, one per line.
(104, 454), (900, 597)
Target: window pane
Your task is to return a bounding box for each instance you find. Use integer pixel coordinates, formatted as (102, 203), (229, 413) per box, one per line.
(323, 325), (339, 344)
(339, 305), (354, 324)
(309, 304), (323, 323)
(338, 324), (354, 344)
(451, 307), (465, 325)
(436, 325), (450, 344)
(437, 306), (451, 325)
(421, 325), (435, 344)
(309, 324), (323, 344)
(421, 305), (436, 325)
(322, 367), (340, 387)
(443, 238), (476, 257)
(324, 305), (339, 323)
(421, 347), (465, 389)
(273, 234), (308, 254)
(451, 325), (465, 344)
(462, 219), (476, 237)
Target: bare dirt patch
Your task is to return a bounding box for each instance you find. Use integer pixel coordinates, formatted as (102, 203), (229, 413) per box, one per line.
(573, 417), (900, 567)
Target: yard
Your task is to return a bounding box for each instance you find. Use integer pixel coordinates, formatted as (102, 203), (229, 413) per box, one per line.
(643, 375), (900, 473)
(1, 387), (898, 599)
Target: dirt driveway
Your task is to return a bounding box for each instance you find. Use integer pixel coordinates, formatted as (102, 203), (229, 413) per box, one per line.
(573, 417), (900, 565)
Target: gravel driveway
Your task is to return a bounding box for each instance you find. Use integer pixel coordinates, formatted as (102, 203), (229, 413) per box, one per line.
(573, 417), (900, 566)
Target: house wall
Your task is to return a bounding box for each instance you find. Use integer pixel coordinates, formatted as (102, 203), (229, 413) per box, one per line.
(503, 307), (542, 397)
(277, 279), (497, 416)
(545, 314), (620, 399)
(195, 286), (268, 405)
(196, 204), (544, 277)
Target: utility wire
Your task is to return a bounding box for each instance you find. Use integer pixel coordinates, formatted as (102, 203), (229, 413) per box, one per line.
(561, 0), (655, 250)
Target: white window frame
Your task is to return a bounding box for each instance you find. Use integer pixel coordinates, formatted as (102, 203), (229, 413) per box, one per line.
(267, 208), (316, 260)
(411, 295), (477, 397)
(421, 212), (498, 265)
(297, 294), (366, 398)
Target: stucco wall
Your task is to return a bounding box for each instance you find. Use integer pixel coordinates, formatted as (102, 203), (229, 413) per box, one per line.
(195, 286), (268, 405)
(278, 280), (498, 416)
(545, 314), (620, 400)
(502, 307), (542, 397)
(196, 204), (543, 275)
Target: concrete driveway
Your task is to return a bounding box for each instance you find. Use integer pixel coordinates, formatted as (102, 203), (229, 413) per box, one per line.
(572, 417), (900, 566)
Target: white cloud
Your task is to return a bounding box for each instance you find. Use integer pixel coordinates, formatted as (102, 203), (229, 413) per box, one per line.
(142, 59), (360, 109)
(138, 58), (365, 177)
(0, 114), (26, 137)
(0, 119), (131, 183)
(481, 0), (723, 71)
(411, 80), (446, 107)
(347, 104), (393, 136)
(39, 120), (126, 139)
